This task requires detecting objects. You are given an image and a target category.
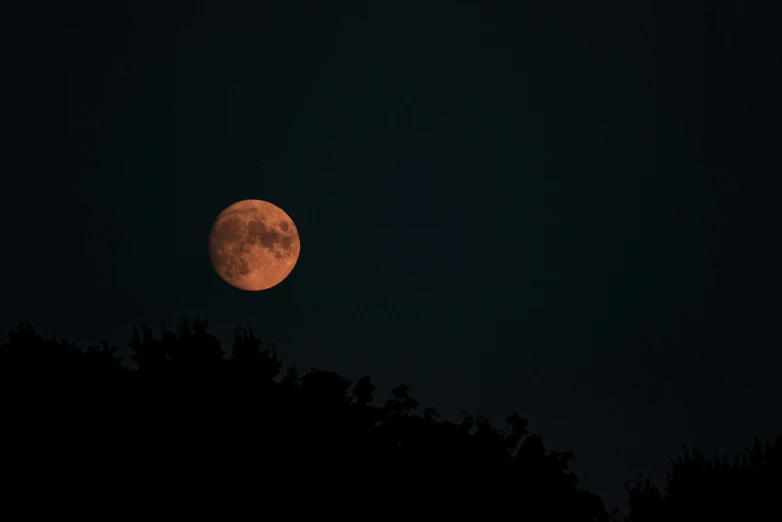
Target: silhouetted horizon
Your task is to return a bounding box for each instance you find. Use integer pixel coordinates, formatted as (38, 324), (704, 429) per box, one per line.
(3, 317), (779, 519)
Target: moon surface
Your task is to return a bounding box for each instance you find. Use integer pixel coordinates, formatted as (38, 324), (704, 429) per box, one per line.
(209, 200), (300, 291)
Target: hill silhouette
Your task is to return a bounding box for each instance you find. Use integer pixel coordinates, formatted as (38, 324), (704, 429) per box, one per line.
(1, 316), (778, 518)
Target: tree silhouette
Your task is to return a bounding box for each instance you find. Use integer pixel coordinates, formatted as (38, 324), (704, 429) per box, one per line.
(2, 316), (777, 519)
(352, 375), (375, 407)
(625, 436), (782, 521)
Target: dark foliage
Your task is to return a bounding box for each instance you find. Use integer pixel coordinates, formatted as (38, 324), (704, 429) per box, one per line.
(625, 436), (782, 521)
(1, 317), (777, 518)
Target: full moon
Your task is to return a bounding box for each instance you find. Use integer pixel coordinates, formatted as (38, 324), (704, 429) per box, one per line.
(208, 200), (300, 291)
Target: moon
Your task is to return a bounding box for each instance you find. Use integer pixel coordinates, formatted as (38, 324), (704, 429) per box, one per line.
(208, 200), (300, 291)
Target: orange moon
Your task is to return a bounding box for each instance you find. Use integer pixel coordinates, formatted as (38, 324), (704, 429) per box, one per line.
(208, 200), (300, 291)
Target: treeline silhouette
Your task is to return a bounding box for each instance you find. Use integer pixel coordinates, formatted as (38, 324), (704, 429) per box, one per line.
(625, 437), (782, 521)
(1, 316), (778, 518)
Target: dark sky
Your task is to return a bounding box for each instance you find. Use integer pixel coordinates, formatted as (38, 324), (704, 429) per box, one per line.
(4, 0), (781, 511)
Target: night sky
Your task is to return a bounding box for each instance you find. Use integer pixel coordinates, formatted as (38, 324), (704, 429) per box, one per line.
(4, 0), (781, 511)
